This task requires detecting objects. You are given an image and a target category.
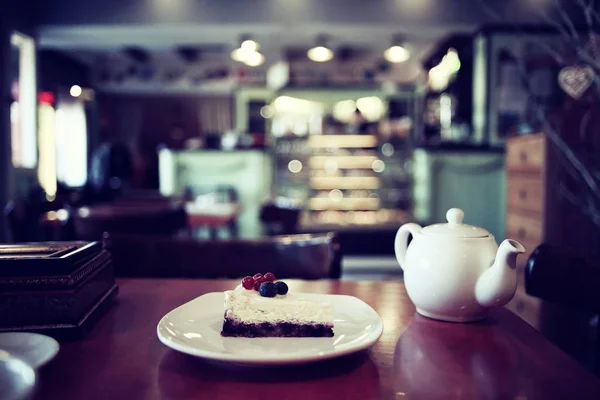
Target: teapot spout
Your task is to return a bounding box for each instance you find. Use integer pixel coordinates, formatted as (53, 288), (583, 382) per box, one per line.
(475, 239), (526, 308)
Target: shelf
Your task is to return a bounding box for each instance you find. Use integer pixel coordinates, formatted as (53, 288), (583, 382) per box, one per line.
(274, 133), (412, 223)
(310, 176), (381, 190)
(309, 197), (380, 211)
(309, 155), (379, 169)
(307, 135), (378, 149)
(302, 209), (412, 227)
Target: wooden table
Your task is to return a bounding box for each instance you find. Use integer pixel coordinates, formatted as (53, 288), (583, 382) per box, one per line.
(37, 279), (600, 399)
(185, 202), (242, 238)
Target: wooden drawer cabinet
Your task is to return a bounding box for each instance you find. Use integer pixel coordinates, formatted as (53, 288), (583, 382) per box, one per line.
(506, 285), (544, 330)
(506, 134), (546, 173)
(506, 212), (543, 243)
(506, 212), (543, 267)
(505, 133), (548, 326)
(505, 133), (548, 262)
(507, 176), (545, 214)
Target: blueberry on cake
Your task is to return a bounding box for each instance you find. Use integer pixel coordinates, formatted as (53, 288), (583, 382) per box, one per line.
(221, 273), (334, 338)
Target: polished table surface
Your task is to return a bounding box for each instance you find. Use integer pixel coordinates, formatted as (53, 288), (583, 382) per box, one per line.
(38, 279), (600, 399)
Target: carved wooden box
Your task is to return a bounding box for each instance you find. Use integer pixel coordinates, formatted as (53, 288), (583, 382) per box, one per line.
(0, 241), (118, 338)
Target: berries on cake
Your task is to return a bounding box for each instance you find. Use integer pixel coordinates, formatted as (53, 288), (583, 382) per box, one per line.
(221, 273), (334, 338)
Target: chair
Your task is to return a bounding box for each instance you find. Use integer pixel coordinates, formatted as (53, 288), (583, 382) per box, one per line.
(72, 203), (187, 241)
(103, 232), (342, 279)
(259, 198), (301, 236)
(525, 244), (600, 374)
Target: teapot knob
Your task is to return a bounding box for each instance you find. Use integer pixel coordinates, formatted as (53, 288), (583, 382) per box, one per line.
(446, 208), (464, 225)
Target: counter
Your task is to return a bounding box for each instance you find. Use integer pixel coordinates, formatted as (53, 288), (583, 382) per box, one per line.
(158, 149), (272, 238)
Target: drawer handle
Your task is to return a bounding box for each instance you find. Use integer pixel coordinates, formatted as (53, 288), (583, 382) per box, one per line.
(516, 301), (525, 313)
(517, 228), (526, 239)
(520, 151), (528, 163)
(519, 190), (527, 200)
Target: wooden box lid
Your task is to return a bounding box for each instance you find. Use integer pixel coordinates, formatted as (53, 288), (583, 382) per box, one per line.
(0, 241), (102, 278)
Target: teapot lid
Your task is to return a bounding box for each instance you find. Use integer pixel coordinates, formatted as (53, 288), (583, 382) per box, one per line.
(420, 208), (490, 238)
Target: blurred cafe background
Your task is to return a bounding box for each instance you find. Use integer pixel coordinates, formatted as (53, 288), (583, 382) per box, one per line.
(2, 0), (600, 371)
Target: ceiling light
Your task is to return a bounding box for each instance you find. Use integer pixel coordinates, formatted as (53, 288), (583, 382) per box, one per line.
(70, 85), (82, 97)
(231, 36), (264, 67)
(308, 35), (334, 62)
(231, 48), (247, 62)
(308, 46), (333, 62)
(384, 34), (410, 63)
(241, 40), (259, 52)
(384, 45), (410, 63)
(244, 51), (264, 66)
(231, 47), (265, 66)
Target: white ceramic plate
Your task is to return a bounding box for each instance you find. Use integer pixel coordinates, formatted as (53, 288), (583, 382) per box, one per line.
(0, 332), (60, 369)
(157, 292), (384, 365)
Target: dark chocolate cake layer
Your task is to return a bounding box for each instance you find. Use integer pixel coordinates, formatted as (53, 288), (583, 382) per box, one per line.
(221, 318), (334, 338)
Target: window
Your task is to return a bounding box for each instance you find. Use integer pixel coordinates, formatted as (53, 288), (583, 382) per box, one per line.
(55, 98), (88, 187)
(37, 94), (58, 198)
(10, 32), (37, 168)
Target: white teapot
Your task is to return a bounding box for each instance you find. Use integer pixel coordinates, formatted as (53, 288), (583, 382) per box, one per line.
(395, 208), (525, 322)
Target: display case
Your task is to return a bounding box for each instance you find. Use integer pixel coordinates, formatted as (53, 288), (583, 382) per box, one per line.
(274, 134), (412, 230)
(268, 87), (416, 231)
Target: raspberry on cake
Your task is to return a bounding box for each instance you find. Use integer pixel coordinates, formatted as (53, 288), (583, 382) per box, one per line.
(221, 274), (334, 338)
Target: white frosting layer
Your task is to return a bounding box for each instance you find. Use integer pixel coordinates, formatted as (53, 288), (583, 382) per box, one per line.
(224, 285), (333, 324)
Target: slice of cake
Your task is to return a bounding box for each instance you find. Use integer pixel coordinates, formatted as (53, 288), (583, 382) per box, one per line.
(221, 273), (334, 338)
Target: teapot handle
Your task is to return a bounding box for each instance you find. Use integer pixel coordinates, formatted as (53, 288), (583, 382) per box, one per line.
(395, 223), (422, 270)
